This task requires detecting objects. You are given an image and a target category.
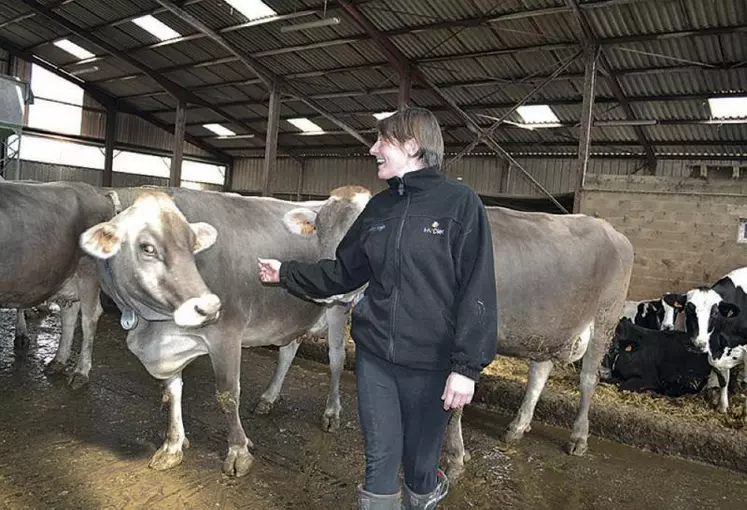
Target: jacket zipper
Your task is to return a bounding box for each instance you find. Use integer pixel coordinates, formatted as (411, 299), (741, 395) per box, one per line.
(389, 181), (410, 362)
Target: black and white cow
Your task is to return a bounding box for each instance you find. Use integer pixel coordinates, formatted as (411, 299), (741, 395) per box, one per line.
(664, 267), (747, 412)
(0, 180), (117, 387)
(608, 318), (711, 396)
(79, 187), (368, 477)
(444, 205), (634, 479)
(621, 297), (683, 331)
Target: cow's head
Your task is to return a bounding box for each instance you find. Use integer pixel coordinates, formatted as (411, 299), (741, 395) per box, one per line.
(663, 289), (740, 353)
(634, 299), (664, 330)
(659, 296), (681, 331)
(80, 191), (221, 328)
(281, 185), (371, 256)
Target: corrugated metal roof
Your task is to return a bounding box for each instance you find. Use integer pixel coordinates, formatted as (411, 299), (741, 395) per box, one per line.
(0, 0), (745, 160)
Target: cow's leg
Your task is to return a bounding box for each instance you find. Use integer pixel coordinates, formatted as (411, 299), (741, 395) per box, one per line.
(715, 368), (730, 413)
(14, 308), (30, 351)
(68, 268), (103, 389)
(254, 338), (301, 415)
(568, 315), (616, 456)
(150, 373), (190, 470)
(45, 300), (80, 375)
(322, 304), (347, 432)
(211, 342), (253, 477)
(704, 369), (721, 407)
(444, 407), (471, 481)
(506, 360), (553, 443)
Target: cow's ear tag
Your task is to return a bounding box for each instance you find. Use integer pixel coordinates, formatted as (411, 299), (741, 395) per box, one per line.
(121, 309), (139, 330)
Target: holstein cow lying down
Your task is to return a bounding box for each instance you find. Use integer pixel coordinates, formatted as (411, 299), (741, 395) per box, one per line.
(444, 206), (634, 479)
(664, 267), (747, 413)
(607, 318), (711, 396)
(601, 296), (684, 379)
(0, 180), (117, 387)
(80, 186), (368, 476)
(620, 297), (683, 331)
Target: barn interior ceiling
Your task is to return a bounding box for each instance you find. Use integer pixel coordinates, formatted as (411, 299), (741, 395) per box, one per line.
(0, 0), (745, 165)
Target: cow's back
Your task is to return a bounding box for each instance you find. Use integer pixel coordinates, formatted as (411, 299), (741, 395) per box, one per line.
(488, 206), (634, 360)
(0, 181), (114, 306)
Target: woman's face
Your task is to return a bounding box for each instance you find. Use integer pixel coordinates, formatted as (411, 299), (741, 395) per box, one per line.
(369, 135), (418, 180)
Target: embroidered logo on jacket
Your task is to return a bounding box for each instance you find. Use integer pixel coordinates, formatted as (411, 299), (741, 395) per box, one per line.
(423, 221), (444, 235)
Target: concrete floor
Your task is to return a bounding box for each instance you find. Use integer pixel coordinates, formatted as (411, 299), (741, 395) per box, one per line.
(1, 308), (746, 510)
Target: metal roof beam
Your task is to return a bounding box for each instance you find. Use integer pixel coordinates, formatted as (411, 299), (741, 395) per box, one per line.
(120, 59), (745, 103)
(565, 0), (657, 173)
(0, 36), (232, 163)
(17, 0), (275, 149)
(338, 0), (570, 212)
(92, 19), (747, 87)
(152, 0), (370, 148)
(192, 116), (747, 139)
(444, 51), (582, 167)
(252, 140), (747, 151)
(174, 90), (744, 125)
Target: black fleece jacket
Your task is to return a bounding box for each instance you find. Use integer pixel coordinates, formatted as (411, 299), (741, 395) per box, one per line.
(279, 166), (498, 380)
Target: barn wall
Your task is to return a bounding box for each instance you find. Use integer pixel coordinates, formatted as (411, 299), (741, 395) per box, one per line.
(231, 156), (742, 197)
(578, 174), (747, 300)
(18, 161), (222, 191)
(80, 95), (217, 160)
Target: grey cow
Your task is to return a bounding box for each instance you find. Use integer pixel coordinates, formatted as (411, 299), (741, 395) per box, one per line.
(0, 180), (117, 387)
(80, 186), (368, 476)
(444, 206), (634, 479)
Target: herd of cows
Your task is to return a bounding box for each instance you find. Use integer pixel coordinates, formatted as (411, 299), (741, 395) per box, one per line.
(603, 268), (747, 413)
(0, 176), (744, 482)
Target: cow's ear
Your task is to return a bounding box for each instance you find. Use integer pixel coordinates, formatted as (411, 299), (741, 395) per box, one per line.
(283, 207), (317, 237)
(663, 293), (686, 309)
(718, 302), (740, 319)
(80, 222), (122, 259)
(190, 222), (217, 254)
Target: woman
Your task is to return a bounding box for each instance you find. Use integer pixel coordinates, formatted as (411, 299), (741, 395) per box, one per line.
(258, 107), (498, 509)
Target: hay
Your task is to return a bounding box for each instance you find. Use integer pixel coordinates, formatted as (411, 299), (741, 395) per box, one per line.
(483, 357), (747, 431)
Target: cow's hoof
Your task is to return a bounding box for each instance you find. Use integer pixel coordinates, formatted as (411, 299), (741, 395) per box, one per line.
(222, 447), (254, 477)
(14, 334), (31, 352)
(253, 398), (274, 415)
(68, 372), (89, 390)
(322, 411), (340, 432)
(45, 360), (67, 375)
(504, 428), (525, 444)
(183, 437), (191, 449)
(149, 446), (183, 471)
(566, 438), (588, 456)
(717, 404), (728, 414)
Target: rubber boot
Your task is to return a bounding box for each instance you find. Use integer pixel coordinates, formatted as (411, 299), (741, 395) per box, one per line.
(402, 469), (449, 510)
(356, 484), (402, 510)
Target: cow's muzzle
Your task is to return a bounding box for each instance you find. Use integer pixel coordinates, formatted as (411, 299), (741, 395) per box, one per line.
(173, 294), (222, 327)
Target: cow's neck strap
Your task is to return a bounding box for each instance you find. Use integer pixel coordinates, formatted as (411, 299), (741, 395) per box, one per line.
(101, 259), (171, 330)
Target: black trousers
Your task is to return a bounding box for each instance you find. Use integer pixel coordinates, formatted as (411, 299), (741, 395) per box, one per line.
(355, 346), (453, 495)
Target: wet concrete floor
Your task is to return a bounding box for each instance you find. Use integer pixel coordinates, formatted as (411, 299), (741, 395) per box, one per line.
(1, 308), (746, 509)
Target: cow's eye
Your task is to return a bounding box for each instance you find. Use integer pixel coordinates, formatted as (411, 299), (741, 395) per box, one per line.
(141, 243), (157, 256)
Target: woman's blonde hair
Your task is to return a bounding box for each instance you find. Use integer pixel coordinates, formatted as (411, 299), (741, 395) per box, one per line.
(376, 107), (444, 167)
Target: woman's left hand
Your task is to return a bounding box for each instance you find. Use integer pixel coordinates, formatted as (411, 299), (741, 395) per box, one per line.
(441, 372), (475, 410)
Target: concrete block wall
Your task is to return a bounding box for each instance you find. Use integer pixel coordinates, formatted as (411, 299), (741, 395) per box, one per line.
(578, 174), (747, 300)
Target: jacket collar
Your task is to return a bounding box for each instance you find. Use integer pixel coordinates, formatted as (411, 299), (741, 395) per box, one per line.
(387, 166), (446, 196)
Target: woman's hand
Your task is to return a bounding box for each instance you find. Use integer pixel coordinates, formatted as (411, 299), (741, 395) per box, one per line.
(441, 372), (475, 410)
(257, 258), (282, 283)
